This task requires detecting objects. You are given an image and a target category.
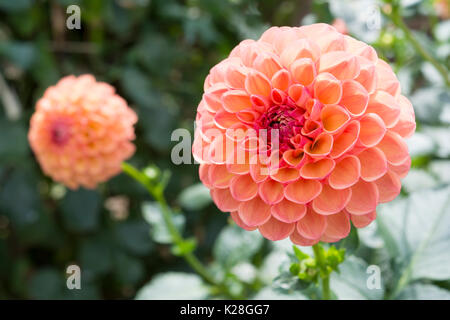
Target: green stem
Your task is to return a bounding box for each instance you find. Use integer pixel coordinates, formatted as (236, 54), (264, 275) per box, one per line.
(312, 243), (331, 300)
(385, 3), (450, 87)
(121, 162), (238, 298)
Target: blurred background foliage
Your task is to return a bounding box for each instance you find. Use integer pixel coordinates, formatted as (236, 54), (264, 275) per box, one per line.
(0, 0), (449, 300)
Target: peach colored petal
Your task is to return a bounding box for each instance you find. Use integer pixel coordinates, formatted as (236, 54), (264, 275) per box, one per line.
(391, 95), (416, 139)
(319, 51), (360, 80)
(288, 84), (309, 106)
(355, 56), (377, 94)
(321, 105), (350, 134)
(374, 171), (401, 203)
(203, 83), (228, 112)
(300, 158), (335, 180)
(271, 69), (291, 91)
(245, 70), (272, 96)
(339, 80), (369, 116)
(345, 35), (378, 62)
(346, 180), (379, 215)
(271, 199), (307, 223)
(358, 113), (386, 147)
(330, 121), (360, 158)
(258, 217), (295, 241)
(211, 188), (240, 212)
(314, 72), (342, 105)
(238, 196), (272, 227)
(358, 147), (388, 182)
(271, 167), (301, 183)
(199, 164), (213, 188)
(350, 210), (376, 228)
(323, 211), (350, 239)
(377, 131), (409, 165)
(389, 157), (411, 179)
(259, 179), (284, 204)
(375, 60), (400, 97)
(280, 39), (321, 66)
(209, 164), (235, 189)
(304, 133), (333, 157)
(284, 178), (322, 204)
(214, 110), (240, 129)
(290, 58), (316, 86)
(296, 208), (327, 239)
(271, 88), (287, 105)
(253, 52), (282, 79)
(222, 90), (252, 113)
(282, 149), (305, 167)
(328, 155), (361, 189)
(290, 229), (320, 246)
(230, 174), (258, 201)
(312, 184), (352, 215)
(366, 91), (401, 128)
(225, 64), (248, 89)
(230, 211), (257, 231)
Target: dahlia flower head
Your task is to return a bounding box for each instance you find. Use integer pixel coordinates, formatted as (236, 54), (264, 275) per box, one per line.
(193, 24), (415, 246)
(29, 74), (137, 189)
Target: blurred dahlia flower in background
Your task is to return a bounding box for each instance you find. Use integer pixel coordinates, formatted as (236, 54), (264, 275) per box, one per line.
(192, 24), (415, 246)
(29, 74), (137, 189)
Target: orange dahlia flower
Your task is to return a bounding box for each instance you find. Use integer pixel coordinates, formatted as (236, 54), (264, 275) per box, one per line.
(192, 24), (415, 246)
(29, 74), (137, 189)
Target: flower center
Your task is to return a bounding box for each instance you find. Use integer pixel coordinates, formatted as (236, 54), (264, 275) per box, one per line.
(51, 121), (71, 146)
(255, 102), (307, 152)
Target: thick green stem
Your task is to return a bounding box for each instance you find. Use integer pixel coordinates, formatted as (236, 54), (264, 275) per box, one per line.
(312, 243), (331, 300)
(121, 162), (236, 297)
(385, 3), (450, 87)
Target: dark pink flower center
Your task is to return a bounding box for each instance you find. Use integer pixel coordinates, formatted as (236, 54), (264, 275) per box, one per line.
(50, 121), (71, 146)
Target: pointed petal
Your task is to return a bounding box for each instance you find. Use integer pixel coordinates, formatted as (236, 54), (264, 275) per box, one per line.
(346, 180), (379, 215)
(258, 217), (295, 241)
(312, 184), (352, 215)
(253, 52), (282, 79)
(271, 69), (291, 91)
(271, 199), (307, 223)
(358, 147), (388, 182)
(225, 64), (248, 89)
(328, 155), (361, 189)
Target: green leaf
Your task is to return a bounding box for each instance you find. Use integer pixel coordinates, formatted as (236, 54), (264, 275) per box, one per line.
(60, 189), (101, 233)
(79, 234), (113, 279)
(334, 226), (360, 255)
(0, 120), (27, 164)
(114, 220), (153, 256)
(377, 185), (450, 297)
(213, 224), (263, 269)
(397, 284), (450, 300)
(177, 183), (212, 211)
(171, 238), (197, 256)
(142, 201), (185, 244)
(28, 268), (64, 300)
(113, 251), (144, 286)
(135, 272), (209, 300)
(331, 256), (384, 300)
